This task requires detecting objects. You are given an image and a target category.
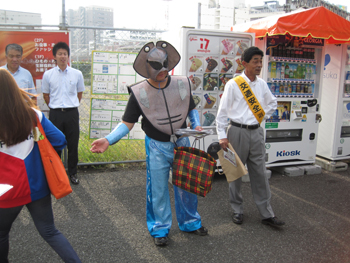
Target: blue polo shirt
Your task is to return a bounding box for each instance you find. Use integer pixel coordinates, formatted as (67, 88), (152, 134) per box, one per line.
(1, 65), (36, 95)
(42, 65), (85, 109)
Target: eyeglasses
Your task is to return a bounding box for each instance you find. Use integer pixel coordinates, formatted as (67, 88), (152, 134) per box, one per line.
(147, 58), (168, 70)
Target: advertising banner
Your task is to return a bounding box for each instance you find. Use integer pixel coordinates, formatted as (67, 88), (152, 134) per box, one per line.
(0, 30), (69, 83)
(0, 30), (69, 114)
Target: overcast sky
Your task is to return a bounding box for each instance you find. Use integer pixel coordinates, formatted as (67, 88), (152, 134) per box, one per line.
(1, 0), (349, 29)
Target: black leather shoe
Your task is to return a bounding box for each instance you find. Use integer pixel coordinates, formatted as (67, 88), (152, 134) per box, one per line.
(232, 213), (243, 224)
(154, 237), (168, 246)
(262, 216), (285, 227)
(190, 226), (208, 236)
(69, 174), (79, 185)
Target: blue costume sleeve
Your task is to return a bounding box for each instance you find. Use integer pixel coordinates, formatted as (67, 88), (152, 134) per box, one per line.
(105, 123), (130, 145)
(188, 109), (200, 129)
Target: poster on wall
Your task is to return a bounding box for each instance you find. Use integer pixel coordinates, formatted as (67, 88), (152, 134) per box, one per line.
(91, 51), (143, 95)
(89, 98), (145, 140)
(0, 30), (70, 115)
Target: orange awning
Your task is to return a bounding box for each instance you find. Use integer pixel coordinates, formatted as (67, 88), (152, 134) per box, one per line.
(231, 6), (350, 44)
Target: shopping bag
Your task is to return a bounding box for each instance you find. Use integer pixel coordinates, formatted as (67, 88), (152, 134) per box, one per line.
(217, 143), (248, 183)
(34, 116), (72, 199)
(172, 146), (216, 197)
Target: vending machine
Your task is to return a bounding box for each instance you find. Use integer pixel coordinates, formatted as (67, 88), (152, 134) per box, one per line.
(169, 28), (255, 157)
(255, 35), (324, 167)
(316, 44), (350, 160)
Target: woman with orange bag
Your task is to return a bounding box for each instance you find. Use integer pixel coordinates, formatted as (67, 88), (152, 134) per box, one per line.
(0, 68), (81, 262)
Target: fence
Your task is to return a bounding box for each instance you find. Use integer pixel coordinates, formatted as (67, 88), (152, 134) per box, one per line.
(0, 24), (165, 166)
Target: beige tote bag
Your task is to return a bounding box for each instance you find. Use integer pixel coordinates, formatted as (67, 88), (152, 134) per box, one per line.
(217, 143), (248, 183)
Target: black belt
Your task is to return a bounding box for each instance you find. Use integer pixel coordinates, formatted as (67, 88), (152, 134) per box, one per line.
(230, 121), (260, 130)
(51, 107), (77, 112)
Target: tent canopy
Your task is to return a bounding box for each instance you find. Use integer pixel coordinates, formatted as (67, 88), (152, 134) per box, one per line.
(231, 7), (350, 44)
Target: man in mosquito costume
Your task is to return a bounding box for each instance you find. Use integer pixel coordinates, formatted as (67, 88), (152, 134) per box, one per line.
(90, 41), (208, 246)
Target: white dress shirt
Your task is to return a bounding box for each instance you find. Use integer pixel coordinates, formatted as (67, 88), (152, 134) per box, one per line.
(1, 65), (36, 95)
(216, 71), (277, 140)
(42, 66), (85, 108)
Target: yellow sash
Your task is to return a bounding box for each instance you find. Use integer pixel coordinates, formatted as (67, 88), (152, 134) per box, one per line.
(234, 76), (265, 124)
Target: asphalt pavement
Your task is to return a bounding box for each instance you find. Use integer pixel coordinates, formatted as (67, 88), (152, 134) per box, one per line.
(7, 163), (350, 263)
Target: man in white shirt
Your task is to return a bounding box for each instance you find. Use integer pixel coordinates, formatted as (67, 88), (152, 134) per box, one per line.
(42, 42), (85, 185)
(2, 43), (37, 104)
(216, 46), (285, 227)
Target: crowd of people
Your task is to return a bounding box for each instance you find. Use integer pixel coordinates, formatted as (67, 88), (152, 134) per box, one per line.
(0, 40), (284, 261)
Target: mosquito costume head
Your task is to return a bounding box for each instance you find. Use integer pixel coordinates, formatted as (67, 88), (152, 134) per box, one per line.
(133, 41), (181, 82)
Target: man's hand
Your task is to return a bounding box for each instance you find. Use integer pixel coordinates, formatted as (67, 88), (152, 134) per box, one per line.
(90, 138), (110, 153)
(195, 126), (203, 131)
(219, 138), (229, 151)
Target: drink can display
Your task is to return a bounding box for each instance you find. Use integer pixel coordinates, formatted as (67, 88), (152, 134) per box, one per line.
(288, 83), (292, 93)
(275, 83), (280, 94)
(279, 83), (284, 93)
(300, 84), (304, 93)
(286, 47), (291, 57)
(292, 84), (297, 93)
(308, 85), (313, 94)
(284, 83), (289, 93)
(304, 84), (308, 93)
(270, 83), (275, 93)
(296, 84), (301, 93)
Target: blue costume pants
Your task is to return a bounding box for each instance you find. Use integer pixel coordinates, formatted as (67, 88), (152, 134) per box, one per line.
(145, 135), (202, 238)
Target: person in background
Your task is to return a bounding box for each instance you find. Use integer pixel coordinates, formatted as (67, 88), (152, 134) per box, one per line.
(1, 43), (37, 105)
(216, 46), (285, 227)
(42, 42), (85, 185)
(0, 68), (81, 263)
(90, 41), (208, 246)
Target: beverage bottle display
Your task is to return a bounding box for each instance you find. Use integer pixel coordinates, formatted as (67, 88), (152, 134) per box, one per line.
(276, 62), (281, 78)
(292, 84), (297, 93)
(285, 63), (289, 78)
(308, 84), (313, 94)
(267, 63), (271, 79)
(306, 65), (311, 79)
(290, 49), (295, 58)
(302, 64), (306, 79)
(270, 83), (276, 93)
(297, 64), (302, 79)
(289, 66), (294, 78)
(303, 84), (308, 93)
(346, 71), (350, 81)
(284, 83), (289, 93)
(307, 48), (312, 59)
(278, 45), (283, 57)
(300, 84), (304, 93)
(288, 83), (292, 93)
(296, 84), (301, 93)
(311, 48), (315, 59)
(271, 62), (277, 78)
(286, 47), (291, 57)
(345, 84), (350, 94)
(312, 65), (317, 79)
(281, 63), (285, 78)
(275, 83), (280, 94)
(280, 83), (284, 93)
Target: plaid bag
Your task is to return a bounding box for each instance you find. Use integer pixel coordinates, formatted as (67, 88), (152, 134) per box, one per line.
(172, 146), (216, 197)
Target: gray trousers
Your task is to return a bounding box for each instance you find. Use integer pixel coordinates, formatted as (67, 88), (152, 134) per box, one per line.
(227, 125), (274, 219)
